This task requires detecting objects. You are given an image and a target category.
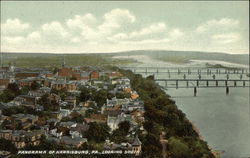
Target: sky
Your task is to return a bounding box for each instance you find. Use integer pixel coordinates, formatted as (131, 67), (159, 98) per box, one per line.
(0, 1), (249, 54)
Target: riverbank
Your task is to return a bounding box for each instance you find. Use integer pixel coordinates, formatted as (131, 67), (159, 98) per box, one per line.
(118, 67), (216, 158)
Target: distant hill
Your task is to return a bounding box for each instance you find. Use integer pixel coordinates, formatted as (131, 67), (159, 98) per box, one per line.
(1, 50), (249, 65)
(111, 50), (249, 65)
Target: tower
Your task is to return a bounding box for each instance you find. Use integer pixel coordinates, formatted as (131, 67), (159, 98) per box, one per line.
(62, 55), (66, 68)
(132, 135), (142, 156)
(0, 51), (3, 68)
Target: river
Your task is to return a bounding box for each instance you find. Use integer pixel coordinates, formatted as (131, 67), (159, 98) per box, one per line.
(116, 55), (250, 158)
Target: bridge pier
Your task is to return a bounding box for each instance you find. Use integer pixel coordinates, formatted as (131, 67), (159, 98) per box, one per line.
(216, 81), (218, 87)
(225, 81), (228, 86)
(212, 74), (216, 80)
(176, 80), (178, 89)
(226, 87), (229, 95)
(234, 81), (237, 87)
(240, 74), (243, 80)
(194, 87), (197, 97)
(186, 81), (189, 87)
(243, 81), (245, 87)
(178, 69), (180, 75)
(196, 80), (199, 87)
(206, 81), (209, 87)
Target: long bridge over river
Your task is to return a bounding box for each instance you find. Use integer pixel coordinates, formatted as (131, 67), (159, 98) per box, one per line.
(120, 66), (250, 96)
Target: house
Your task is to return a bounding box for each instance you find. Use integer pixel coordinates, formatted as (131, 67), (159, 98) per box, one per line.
(48, 93), (61, 105)
(51, 80), (77, 92)
(50, 111), (63, 120)
(85, 114), (107, 123)
(69, 130), (82, 138)
(18, 79), (33, 87)
(50, 128), (63, 138)
(60, 121), (77, 128)
(38, 87), (51, 94)
(60, 136), (87, 148)
(11, 114), (38, 129)
(72, 72), (81, 80)
(43, 79), (52, 87)
(59, 108), (72, 118)
(58, 67), (73, 78)
(108, 72), (123, 79)
(65, 96), (76, 108)
(17, 95), (39, 108)
(15, 72), (40, 79)
(90, 71), (99, 80)
(46, 118), (59, 127)
(81, 72), (90, 80)
(102, 104), (121, 116)
(131, 91), (139, 100)
(0, 129), (45, 148)
(0, 78), (10, 88)
(131, 136), (142, 156)
(104, 136), (141, 156)
(107, 113), (132, 131)
(69, 123), (89, 138)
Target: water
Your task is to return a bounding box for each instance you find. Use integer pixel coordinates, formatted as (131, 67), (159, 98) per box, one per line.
(117, 55), (250, 158)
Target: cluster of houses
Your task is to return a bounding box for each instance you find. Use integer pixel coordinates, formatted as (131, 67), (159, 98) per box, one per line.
(0, 64), (143, 155)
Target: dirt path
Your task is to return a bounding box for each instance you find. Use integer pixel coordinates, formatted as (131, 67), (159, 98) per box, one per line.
(160, 131), (168, 158)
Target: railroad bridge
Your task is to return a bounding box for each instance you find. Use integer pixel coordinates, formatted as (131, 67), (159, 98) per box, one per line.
(120, 66), (250, 96)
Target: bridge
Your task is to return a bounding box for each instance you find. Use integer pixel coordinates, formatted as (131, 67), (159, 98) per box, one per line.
(120, 66), (250, 96)
(120, 66), (249, 74)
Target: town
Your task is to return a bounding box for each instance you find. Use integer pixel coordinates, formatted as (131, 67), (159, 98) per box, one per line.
(0, 62), (144, 157)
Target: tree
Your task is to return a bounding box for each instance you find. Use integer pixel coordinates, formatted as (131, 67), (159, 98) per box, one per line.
(30, 81), (40, 91)
(7, 83), (20, 96)
(0, 138), (18, 154)
(20, 86), (30, 95)
(110, 121), (131, 143)
(118, 121), (130, 134)
(0, 89), (16, 102)
(92, 89), (107, 106)
(38, 94), (59, 111)
(86, 122), (110, 143)
(79, 86), (91, 102)
(0, 83), (21, 102)
(167, 137), (192, 158)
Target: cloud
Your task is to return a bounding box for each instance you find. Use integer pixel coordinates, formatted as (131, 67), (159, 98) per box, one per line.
(211, 33), (241, 44)
(66, 13), (98, 30)
(169, 29), (184, 39)
(42, 21), (70, 39)
(0, 9), (247, 54)
(2, 36), (25, 44)
(110, 22), (167, 41)
(98, 8), (135, 35)
(196, 18), (239, 33)
(1, 18), (30, 36)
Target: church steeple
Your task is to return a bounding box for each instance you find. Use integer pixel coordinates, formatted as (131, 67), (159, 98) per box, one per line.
(62, 55), (66, 68)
